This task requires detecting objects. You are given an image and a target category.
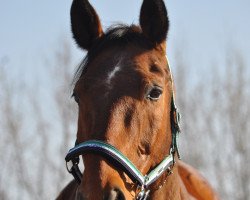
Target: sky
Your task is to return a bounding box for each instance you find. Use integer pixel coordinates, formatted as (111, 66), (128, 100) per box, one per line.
(0, 1), (249, 128)
(1, 0), (249, 80)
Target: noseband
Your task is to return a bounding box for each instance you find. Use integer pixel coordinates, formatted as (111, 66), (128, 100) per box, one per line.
(65, 57), (181, 199)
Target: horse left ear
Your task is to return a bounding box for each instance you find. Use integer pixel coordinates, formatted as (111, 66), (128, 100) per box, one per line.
(70, 0), (104, 50)
(139, 0), (169, 45)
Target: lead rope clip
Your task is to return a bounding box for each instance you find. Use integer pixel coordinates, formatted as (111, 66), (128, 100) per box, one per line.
(66, 157), (82, 184)
(136, 187), (150, 200)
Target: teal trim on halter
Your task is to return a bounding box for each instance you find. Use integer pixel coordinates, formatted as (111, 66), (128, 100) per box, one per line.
(66, 140), (145, 185)
(65, 140), (174, 188)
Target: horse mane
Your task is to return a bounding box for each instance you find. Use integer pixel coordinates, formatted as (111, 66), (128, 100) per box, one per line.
(72, 24), (154, 86)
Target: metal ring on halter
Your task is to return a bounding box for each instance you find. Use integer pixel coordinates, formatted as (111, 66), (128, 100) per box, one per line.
(66, 160), (73, 173)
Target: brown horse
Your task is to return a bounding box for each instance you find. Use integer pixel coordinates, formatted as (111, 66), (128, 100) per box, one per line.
(57, 0), (219, 199)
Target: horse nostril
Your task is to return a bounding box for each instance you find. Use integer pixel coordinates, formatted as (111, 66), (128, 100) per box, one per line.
(106, 188), (125, 200)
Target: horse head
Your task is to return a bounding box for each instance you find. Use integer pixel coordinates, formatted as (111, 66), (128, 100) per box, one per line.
(70, 0), (179, 199)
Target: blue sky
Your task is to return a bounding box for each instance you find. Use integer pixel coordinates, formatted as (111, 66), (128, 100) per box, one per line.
(0, 0), (249, 80)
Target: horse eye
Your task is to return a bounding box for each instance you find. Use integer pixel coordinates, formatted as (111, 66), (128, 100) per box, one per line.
(146, 86), (163, 101)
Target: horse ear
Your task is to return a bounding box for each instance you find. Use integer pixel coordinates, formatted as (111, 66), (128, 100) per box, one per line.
(139, 0), (169, 44)
(70, 0), (104, 50)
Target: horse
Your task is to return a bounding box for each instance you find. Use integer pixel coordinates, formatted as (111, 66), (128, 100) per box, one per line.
(57, 0), (219, 199)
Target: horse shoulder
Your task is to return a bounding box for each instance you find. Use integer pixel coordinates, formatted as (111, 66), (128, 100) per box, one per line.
(177, 161), (220, 200)
(56, 180), (78, 200)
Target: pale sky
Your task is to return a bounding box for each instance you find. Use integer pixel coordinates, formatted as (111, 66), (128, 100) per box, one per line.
(0, 0), (249, 80)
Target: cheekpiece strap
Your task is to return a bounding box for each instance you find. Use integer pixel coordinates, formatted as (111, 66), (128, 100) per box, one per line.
(170, 96), (181, 162)
(165, 55), (181, 162)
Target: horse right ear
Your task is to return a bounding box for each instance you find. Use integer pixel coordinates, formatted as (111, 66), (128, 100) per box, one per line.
(70, 0), (104, 50)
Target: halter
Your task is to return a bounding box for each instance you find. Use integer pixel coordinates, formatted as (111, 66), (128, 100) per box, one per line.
(65, 56), (181, 199)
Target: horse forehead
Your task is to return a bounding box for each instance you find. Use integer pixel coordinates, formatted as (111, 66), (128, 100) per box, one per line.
(81, 48), (165, 93)
(102, 51), (164, 88)
(105, 58), (123, 87)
